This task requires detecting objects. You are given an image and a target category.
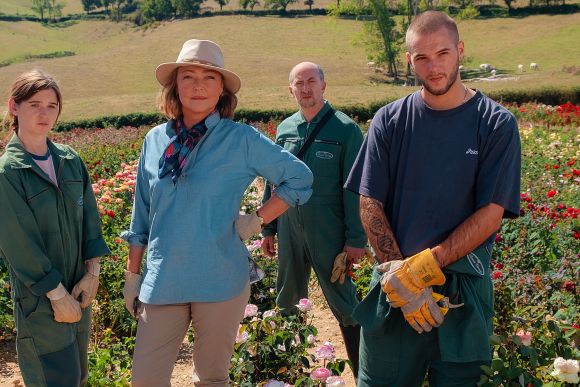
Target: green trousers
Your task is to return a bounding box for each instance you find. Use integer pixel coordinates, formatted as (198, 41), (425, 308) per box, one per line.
(14, 294), (91, 387)
(275, 204), (359, 326)
(354, 244), (494, 386)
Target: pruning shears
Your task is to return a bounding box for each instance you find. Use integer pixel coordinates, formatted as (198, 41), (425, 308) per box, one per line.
(433, 292), (464, 315)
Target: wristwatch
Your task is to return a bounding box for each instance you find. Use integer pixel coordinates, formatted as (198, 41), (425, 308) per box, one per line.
(256, 210), (265, 227)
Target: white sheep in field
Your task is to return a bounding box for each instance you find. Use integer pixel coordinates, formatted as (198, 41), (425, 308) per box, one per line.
(479, 63), (492, 72)
(459, 65), (464, 71)
(530, 62), (539, 71)
(490, 69), (497, 77)
(367, 61), (376, 68)
(517, 64), (524, 73)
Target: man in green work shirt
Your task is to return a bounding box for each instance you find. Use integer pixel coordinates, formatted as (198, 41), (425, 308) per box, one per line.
(261, 62), (367, 379)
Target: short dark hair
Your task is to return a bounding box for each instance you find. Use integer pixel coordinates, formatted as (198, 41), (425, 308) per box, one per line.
(406, 11), (459, 53)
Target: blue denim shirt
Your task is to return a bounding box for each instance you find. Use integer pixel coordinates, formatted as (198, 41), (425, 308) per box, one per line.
(125, 112), (313, 303)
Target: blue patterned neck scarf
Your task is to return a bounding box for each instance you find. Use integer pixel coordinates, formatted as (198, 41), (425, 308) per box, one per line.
(159, 117), (208, 184)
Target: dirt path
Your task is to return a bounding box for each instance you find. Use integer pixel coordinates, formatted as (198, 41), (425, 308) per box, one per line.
(0, 285), (355, 387)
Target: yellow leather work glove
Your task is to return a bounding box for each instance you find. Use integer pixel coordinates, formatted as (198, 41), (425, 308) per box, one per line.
(399, 287), (444, 334)
(47, 283), (82, 323)
(378, 249), (445, 308)
(72, 258), (100, 308)
(330, 252), (348, 284)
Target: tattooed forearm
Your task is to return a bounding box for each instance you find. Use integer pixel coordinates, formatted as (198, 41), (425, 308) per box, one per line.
(360, 195), (403, 264)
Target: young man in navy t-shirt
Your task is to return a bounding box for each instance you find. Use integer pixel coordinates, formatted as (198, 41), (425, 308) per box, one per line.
(345, 10), (521, 386)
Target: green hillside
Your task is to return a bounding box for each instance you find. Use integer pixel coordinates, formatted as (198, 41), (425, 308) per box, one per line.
(0, 13), (578, 121)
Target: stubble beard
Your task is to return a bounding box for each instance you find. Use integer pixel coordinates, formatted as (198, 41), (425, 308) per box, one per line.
(417, 60), (460, 96)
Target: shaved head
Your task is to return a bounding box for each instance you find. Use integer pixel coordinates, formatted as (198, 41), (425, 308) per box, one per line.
(289, 62), (325, 84)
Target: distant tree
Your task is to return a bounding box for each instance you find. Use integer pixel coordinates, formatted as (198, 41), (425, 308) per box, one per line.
(172, 0), (205, 16)
(304, 0), (314, 10)
(31, 0), (51, 21)
(503, 0), (516, 11)
(264, 0), (296, 11)
(216, 0), (229, 10)
(48, 0), (64, 19)
(142, 0), (174, 19)
(362, 0), (403, 79)
(81, 0), (103, 13)
(239, 0), (259, 9)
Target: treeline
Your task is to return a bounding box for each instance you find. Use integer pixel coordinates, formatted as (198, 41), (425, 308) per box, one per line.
(53, 86), (579, 132)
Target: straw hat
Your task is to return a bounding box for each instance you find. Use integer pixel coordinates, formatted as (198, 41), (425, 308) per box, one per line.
(155, 39), (241, 94)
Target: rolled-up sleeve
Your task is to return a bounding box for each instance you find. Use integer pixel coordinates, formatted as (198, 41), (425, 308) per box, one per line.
(125, 139), (151, 246)
(246, 129), (313, 206)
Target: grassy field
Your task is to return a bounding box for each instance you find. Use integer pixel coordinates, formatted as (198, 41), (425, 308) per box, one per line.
(0, 13), (578, 121)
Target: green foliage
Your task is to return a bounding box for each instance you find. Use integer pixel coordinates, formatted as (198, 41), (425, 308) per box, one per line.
(87, 329), (134, 386)
(142, 0), (174, 20)
(456, 4), (480, 19)
(263, 0), (297, 12)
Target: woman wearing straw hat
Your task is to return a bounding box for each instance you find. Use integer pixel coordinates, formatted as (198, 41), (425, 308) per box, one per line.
(122, 39), (313, 386)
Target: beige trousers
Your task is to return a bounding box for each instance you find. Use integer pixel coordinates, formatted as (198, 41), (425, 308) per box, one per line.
(131, 282), (250, 387)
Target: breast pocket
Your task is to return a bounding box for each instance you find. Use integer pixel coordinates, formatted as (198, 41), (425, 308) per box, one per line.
(278, 137), (301, 155)
(309, 140), (342, 197)
(61, 179), (84, 220)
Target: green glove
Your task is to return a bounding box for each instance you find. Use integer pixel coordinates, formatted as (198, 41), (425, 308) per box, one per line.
(378, 249), (445, 308)
(399, 287), (444, 334)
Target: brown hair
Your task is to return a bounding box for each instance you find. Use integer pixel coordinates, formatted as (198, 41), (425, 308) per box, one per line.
(4, 69), (62, 133)
(157, 68), (238, 121)
(406, 11), (459, 53)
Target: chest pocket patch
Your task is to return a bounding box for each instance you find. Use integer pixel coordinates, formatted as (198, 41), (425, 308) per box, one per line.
(315, 151), (334, 160)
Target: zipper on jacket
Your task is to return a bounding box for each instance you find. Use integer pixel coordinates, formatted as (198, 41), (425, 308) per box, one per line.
(314, 139), (341, 146)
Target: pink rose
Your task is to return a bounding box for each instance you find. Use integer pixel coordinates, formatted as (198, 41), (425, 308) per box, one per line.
(296, 298), (313, 312)
(315, 342), (336, 361)
(515, 330), (532, 346)
(310, 367), (332, 381)
(326, 376), (346, 387)
(244, 304), (258, 318)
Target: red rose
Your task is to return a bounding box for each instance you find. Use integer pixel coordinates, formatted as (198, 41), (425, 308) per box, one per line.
(547, 190), (557, 198)
(492, 271), (502, 280)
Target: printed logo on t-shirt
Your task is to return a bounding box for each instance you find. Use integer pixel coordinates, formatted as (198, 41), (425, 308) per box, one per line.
(315, 151), (334, 160)
(465, 148), (478, 155)
(77, 196), (84, 206)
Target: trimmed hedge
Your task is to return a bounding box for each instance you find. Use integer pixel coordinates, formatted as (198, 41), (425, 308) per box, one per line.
(54, 86), (579, 132)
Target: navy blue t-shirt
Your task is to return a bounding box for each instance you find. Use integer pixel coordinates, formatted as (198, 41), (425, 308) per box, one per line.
(345, 90), (521, 256)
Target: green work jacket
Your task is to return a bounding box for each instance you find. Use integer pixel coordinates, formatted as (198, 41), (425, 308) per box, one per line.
(263, 102), (367, 248)
(0, 134), (109, 315)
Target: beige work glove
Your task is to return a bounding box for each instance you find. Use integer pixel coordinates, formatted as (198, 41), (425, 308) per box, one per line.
(47, 283), (82, 323)
(330, 252), (348, 284)
(123, 270), (143, 318)
(235, 212), (262, 240)
(378, 249), (445, 308)
(72, 259), (100, 308)
(399, 286), (445, 334)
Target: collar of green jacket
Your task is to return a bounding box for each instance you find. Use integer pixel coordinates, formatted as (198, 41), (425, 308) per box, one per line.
(4, 134), (75, 170)
(297, 100), (332, 124)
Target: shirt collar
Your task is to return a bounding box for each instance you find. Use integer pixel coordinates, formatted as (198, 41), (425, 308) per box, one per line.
(6, 134), (74, 169)
(166, 111), (221, 138)
(298, 100), (331, 124)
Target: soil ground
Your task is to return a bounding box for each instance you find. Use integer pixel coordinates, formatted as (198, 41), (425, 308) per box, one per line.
(0, 284), (355, 387)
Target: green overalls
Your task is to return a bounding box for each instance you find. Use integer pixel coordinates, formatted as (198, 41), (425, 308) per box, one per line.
(354, 244), (494, 386)
(0, 135), (110, 387)
(263, 103), (367, 326)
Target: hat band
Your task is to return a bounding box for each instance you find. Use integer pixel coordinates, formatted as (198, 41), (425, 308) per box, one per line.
(179, 59), (224, 69)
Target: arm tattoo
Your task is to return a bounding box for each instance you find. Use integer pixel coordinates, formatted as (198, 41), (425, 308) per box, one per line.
(360, 196), (403, 264)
